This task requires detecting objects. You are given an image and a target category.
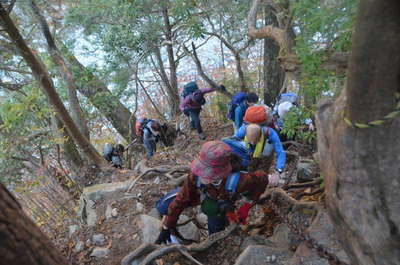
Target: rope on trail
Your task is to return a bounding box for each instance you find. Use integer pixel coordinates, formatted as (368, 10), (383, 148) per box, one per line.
(342, 92), (400, 128)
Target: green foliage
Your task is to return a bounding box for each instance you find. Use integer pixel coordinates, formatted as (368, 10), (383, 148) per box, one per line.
(293, 0), (357, 101)
(280, 106), (315, 144)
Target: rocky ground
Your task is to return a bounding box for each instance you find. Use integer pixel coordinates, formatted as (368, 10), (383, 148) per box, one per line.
(52, 116), (349, 265)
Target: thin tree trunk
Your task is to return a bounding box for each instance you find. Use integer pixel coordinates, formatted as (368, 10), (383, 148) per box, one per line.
(137, 78), (167, 121)
(0, 183), (70, 265)
(182, 43), (232, 98)
(58, 42), (132, 141)
(263, 6), (284, 106)
(0, 5), (107, 167)
(161, 6), (180, 116)
(153, 46), (180, 116)
(51, 115), (85, 172)
(207, 32), (248, 92)
(30, 0), (90, 140)
(316, 1), (400, 264)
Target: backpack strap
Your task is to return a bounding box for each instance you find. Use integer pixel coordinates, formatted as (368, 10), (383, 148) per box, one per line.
(225, 172), (241, 198)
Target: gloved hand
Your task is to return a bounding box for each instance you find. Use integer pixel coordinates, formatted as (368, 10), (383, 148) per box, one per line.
(226, 202), (252, 225)
(155, 227), (171, 244)
(219, 84), (226, 91)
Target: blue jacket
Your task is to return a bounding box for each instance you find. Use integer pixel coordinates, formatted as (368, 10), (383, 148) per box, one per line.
(234, 102), (247, 130)
(234, 125), (286, 171)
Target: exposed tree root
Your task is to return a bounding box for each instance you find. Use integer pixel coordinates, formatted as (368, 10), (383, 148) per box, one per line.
(127, 160), (190, 192)
(281, 140), (303, 147)
(283, 178), (323, 190)
(271, 188), (319, 214)
(121, 224), (237, 265)
(295, 187), (324, 200)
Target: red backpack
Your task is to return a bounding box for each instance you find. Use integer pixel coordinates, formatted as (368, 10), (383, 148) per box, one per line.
(135, 118), (150, 137)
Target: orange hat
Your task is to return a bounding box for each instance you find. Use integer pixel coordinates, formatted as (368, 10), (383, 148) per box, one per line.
(244, 106), (268, 124)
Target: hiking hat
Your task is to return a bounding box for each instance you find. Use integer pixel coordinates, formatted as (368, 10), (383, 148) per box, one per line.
(190, 140), (233, 184)
(244, 105), (268, 124)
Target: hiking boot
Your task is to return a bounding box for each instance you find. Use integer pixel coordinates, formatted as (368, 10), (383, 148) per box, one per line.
(199, 133), (206, 140)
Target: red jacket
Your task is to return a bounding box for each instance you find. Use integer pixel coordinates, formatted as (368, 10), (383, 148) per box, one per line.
(164, 170), (268, 228)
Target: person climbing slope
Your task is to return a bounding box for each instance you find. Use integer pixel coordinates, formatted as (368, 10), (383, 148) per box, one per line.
(180, 81), (225, 140)
(154, 140), (269, 244)
(235, 123), (286, 185)
(226, 92), (259, 132)
(103, 143), (125, 168)
(135, 118), (163, 158)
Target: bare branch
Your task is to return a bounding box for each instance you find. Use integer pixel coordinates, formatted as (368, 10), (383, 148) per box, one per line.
(182, 43), (232, 98)
(0, 65), (31, 75)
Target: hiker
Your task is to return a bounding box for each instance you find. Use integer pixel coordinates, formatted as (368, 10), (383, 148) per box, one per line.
(155, 141), (269, 244)
(180, 81), (225, 140)
(226, 92), (259, 132)
(135, 118), (163, 158)
(235, 123), (285, 178)
(234, 106), (286, 175)
(103, 143), (125, 168)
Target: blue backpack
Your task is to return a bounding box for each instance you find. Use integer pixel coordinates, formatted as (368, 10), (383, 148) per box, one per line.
(226, 92), (247, 121)
(155, 173), (241, 215)
(221, 138), (250, 167)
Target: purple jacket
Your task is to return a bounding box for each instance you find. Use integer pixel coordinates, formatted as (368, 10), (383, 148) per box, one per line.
(179, 87), (216, 111)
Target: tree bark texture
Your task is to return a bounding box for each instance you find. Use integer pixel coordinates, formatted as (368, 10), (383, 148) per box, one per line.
(30, 0), (90, 140)
(316, 1), (400, 265)
(161, 6), (180, 117)
(51, 115), (85, 172)
(0, 5), (107, 167)
(0, 183), (70, 265)
(60, 43), (132, 141)
(263, 6), (284, 106)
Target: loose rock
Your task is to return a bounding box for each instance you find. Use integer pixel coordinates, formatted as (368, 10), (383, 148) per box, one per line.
(234, 245), (291, 265)
(68, 225), (79, 238)
(90, 247), (110, 259)
(92, 234), (106, 246)
(75, 241), (84, 253)
(111, 208), (118, 217)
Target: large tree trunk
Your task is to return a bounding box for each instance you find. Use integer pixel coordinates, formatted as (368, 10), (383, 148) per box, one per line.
(263, 6), (284, 106)
(316, 1), (400, 265)
(30, 0), (90, 140)
(0, 183), (70, 265)
(161, 6), (180, 117)
(59, 43), (132, 141)
(0, 4), (107, 167)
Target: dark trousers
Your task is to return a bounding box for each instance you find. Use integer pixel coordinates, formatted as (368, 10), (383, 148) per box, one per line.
(143, 138), (156, 157)
(207, 215), (226, 234)
(187, 109), (203, 134)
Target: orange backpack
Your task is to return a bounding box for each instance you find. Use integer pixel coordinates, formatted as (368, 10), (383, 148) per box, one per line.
(243, 106), (268, 124)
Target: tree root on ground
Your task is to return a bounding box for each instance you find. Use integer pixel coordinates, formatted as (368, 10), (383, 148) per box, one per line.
(120, 224), (237, 265)
(127, 160), (190, 192)
(283, 178), (323, 190)
(271, 188), (319, 214)
(295, 187), (324, 200)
